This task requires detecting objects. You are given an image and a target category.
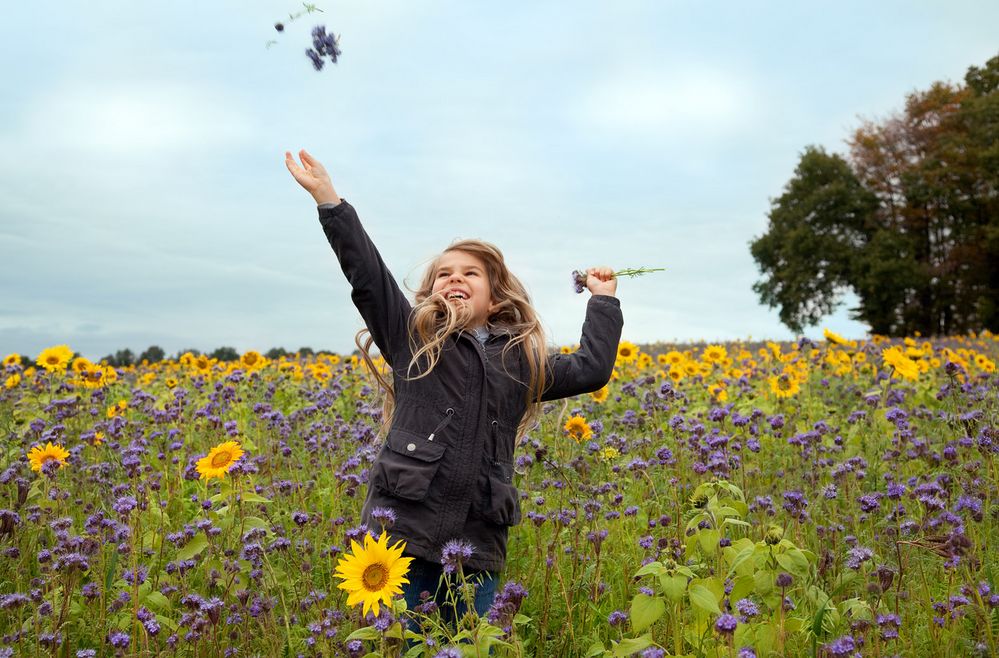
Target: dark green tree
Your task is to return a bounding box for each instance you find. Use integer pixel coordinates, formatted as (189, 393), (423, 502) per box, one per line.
(752, 53), (999, 336)
(265, 347), (289, 359)
(209, 346), (240, 362)
(139, 345), (165, 363)
(114, 349), (135, 367)
(750, 146), (878, 333)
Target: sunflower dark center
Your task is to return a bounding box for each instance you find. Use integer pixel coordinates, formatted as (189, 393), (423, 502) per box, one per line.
(362, 563), (388, 591)
(211, 451), (233, 468)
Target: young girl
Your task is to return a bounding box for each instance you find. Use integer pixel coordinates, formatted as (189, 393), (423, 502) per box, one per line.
(285, 149), (623, 618)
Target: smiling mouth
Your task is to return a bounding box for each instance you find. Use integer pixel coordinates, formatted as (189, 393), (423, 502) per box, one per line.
(445, 291), (468, 300)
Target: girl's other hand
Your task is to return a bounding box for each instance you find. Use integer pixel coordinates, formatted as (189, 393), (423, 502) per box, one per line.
(285, 149), (341, 206)
(586, 266), (617, 297)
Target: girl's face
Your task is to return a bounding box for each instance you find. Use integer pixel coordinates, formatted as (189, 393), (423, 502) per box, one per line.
(432, 250), (495, 327)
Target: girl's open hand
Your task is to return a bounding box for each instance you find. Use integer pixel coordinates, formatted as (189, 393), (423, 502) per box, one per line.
(285, 149), (341, 206)
(585, 266), (617, 297)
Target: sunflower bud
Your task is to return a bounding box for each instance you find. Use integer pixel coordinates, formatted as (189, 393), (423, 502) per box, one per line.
(764, 525), (784, 545)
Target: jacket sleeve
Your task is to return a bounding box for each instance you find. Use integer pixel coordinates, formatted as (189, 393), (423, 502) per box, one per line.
(541, 295), (623, 401)
(318, 200), (412, 367)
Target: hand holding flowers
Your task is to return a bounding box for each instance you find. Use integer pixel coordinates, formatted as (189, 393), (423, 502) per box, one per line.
(571, 266), (666, 295)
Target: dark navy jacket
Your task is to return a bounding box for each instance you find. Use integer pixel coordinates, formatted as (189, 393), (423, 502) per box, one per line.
(320, 200), (623, 571)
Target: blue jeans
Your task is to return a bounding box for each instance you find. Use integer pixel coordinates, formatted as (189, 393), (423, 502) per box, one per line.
(402, 556), (498, 625)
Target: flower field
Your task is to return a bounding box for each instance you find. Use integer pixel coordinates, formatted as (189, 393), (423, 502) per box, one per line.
(1, 332), (997, 657)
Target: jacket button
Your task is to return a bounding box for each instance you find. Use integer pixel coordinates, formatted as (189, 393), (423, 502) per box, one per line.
(406, 443), (416, 452)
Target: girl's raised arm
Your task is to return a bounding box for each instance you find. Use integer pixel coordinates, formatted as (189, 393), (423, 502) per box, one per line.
(286, 150), (412, 366)
(541, 293), (623, 401)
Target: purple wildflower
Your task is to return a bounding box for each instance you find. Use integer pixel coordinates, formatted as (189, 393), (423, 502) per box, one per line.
(369, 507), (397, 529)
(107, 631), (130, 649)
(715, 613), (738, 635)
(824, 635), (856, 656)
(607, 610), (628, 626)
(440, 539), (475, 574)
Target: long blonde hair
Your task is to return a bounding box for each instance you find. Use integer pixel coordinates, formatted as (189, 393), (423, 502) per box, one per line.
(355, 239), (548, 436)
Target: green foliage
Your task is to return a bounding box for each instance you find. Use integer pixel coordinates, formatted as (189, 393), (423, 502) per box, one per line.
(138, 345), (165, 363)
(750, 146), (878, 334)
(209, 346), (240, 362)
(752, 52), (999, 336)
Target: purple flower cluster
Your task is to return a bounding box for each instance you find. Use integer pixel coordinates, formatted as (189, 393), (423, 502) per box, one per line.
(306, 25), (341, 71)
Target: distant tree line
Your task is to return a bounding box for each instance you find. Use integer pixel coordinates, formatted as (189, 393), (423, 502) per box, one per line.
(751, 54), (999, 336)
(94, 346), (327, 367)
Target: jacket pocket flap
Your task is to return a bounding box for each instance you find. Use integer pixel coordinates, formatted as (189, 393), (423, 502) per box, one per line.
(385, 428), (446, 463)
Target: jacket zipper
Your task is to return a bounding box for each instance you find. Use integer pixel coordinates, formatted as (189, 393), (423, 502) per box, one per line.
(427, 408), (455, 442)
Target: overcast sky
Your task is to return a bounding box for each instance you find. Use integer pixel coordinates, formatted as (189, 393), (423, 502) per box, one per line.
(1, 1), (996, 360)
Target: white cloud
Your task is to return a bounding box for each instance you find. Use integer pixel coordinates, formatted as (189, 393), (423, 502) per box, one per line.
(572, 66), (758, 141)
(14, 82), (254, 156)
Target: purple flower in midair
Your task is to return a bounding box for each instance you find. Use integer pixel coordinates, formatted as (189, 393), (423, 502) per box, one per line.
(306, 25), (341, 71)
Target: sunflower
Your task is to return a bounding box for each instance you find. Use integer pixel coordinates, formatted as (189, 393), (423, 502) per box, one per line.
(768, 373), (800, 398)
(974, 354), (995, 373)
(637, 353), (653, 369)
(165, 377), (178, 389)
(27, 442), (70, 472)
(196, 441), (245, 480)
(563, 415), (593, 442)
(2, 353), (21, 367)
(36, 345), (74, 373)
(560, 345), (576, 354)
(702, 344), (727, 365)
(616, 341), (639, 363)
(71, 357), (93, 374)
(590, 385), (609, 403)
(101, 366), (118, 386)
(881, 347), (919, 381)
(193, 355), (213, 374)
(107, 400), (127, 418)
(822, 328), (847, 346)
(77, 363), (107, 388)
(709, 383), (728, 402)
(663, 350), (685, 366)
(240, 350), (266, 370)
(4, 373), (21, 389)
(668, 367), (684, 383)
(335, 531), (413, 617)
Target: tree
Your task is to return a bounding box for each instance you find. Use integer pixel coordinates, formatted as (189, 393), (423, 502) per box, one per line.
(751, 53), (999, 336)
(139, 345), (165, 364)
(265, 347), (289, 359)
(750, 146), (877, 333)
(114, 349), (135, 367)
(209, 346), (240, 362)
